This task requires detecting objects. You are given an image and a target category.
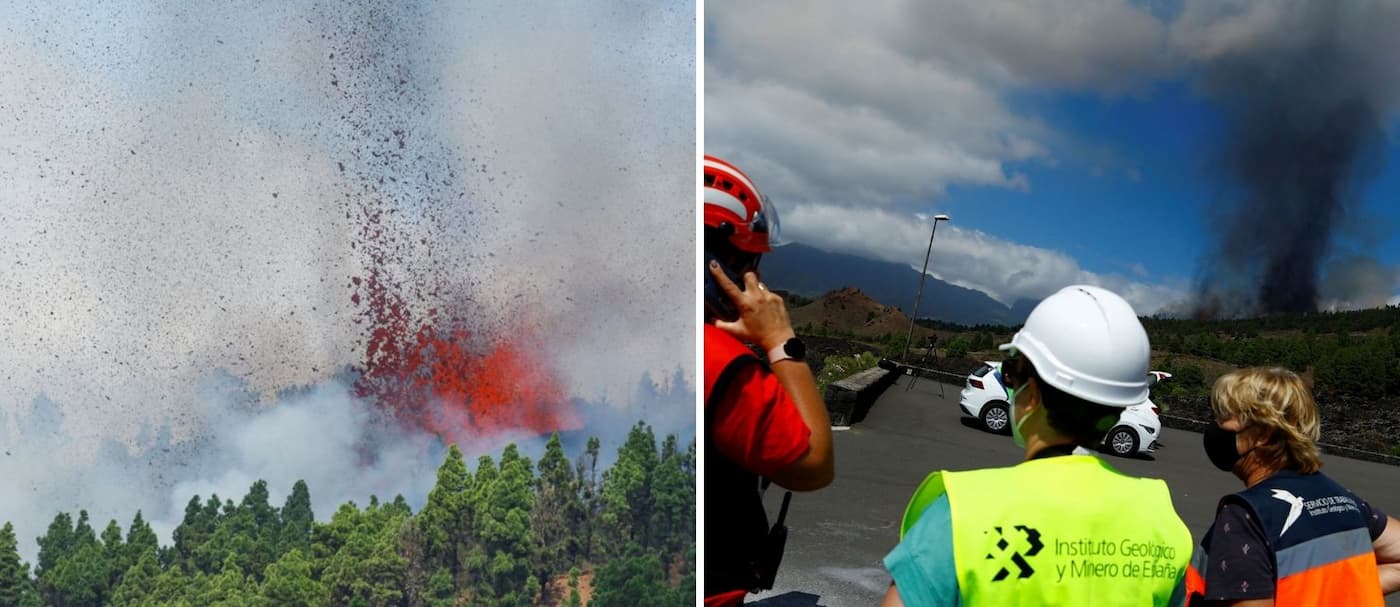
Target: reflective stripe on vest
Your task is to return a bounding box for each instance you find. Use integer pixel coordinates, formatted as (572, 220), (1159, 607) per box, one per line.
(1275, 527), (1380, 607)
(1184, 546), (1206, 602)
(1276, 527), (1372, 578)
(1187, 529), (1381, 607)
(902, 455), (1193, 607)
(1186, 472), (1383, 607)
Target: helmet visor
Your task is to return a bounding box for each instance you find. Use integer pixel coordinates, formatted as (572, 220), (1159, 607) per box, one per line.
(753, 193), (783, 247)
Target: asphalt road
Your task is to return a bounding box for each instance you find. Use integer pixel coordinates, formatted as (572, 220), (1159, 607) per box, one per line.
(747, 374), (1400, 607)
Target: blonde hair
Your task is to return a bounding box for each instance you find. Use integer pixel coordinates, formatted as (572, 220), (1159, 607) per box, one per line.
(1210, 367), (1322, 474)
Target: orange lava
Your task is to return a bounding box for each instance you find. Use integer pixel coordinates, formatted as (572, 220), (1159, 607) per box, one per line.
(351, 271), (580, 444)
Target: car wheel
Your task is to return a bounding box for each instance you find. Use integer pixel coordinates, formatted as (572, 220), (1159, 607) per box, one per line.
(1105, 426), (1139, 456)
(980, 402), (1010, 434)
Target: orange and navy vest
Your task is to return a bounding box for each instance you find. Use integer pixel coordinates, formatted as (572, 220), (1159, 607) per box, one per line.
(702, 324), (773, 596)
(1185, 470), (1382, 607)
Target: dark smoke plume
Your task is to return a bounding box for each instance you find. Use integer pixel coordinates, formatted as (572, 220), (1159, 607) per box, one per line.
(1189, 5), (1390, 317)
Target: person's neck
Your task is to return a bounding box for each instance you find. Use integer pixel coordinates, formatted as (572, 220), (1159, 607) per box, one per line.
(1238, 458), (1284, 488)
(1023, 433), (1077, 461)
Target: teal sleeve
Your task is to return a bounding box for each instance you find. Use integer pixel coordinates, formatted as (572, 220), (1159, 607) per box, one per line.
(883, 494), (959, 607)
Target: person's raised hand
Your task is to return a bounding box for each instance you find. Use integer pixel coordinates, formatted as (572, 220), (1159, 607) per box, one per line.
(709, 260), (796, 351)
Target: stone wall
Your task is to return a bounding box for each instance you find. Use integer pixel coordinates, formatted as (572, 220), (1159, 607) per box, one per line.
(824, 366), (896, 426)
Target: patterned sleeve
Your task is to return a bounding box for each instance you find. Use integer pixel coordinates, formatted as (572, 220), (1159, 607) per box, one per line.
(1201, 502), (1275, 601)
(1360, 497), (1389, 541)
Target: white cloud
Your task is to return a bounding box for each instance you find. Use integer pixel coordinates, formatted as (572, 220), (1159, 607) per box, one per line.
(782, 203), (1186, 315)
(705, 0), (1173, 206)
(706, 0), (1185, 309)
(890, 1), (1173, 92)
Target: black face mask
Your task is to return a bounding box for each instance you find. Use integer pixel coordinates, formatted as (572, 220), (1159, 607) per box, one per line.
(1203, 424), (1242, 472)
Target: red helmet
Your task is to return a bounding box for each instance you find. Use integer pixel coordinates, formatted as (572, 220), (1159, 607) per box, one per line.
(704, 154), (781, 254)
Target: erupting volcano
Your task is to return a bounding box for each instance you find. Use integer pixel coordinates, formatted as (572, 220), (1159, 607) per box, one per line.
(337, 162), (580, 444)
(350, 270), (580, 445)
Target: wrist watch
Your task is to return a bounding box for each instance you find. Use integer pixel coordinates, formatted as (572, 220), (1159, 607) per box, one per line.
(767, 337), (807, 364)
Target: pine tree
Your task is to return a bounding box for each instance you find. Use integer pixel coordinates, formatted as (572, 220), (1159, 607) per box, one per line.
(418, 444), (474, 579)
(0, 522), (34, 606)
(589, 544), (671, 607)
(45, 541), (110, 606)
(239, 479), (281, 581)
(260, 548), (328, 607)
(36, 511), (75, 575)
(464, 455), (501, 603)
(565, 566), (583, 607)
(194, 554), (253, 607)
(125, 511), (159, 563)
(279, 480), (315, 555)
(146, 563), (192, 605)
(597, 423), (659, 556)
(533, 433), (584, 594)
(426, 567), (455, 607)
(108, 550), (159, 607)
(321, 504), (408, 607)
(100, 519), (127, 591)
(649, 435), (691, 556)
(474, 444), (536, 604)
(171, 494), (222, 574)
(389, 494), (413, 517)
(576, 436), (601, 561)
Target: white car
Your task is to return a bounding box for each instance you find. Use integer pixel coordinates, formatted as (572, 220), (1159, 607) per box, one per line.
(958, 363), (1168, 457)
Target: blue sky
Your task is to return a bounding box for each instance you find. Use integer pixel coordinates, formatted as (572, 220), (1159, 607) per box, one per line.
(951, 82), (1400, 303)
(969, 83), (1223, 280)
(706, 1), (1400, 314)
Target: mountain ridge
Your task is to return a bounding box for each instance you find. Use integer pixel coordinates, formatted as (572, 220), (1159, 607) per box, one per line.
(761, 241), (1029, 327)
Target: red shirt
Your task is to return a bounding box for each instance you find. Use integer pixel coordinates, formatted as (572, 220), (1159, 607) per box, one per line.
(704, 324), (812, 477)
(704, 589), (748, 607)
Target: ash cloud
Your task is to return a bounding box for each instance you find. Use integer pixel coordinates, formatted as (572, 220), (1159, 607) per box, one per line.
(1172, 2), (1400, 316)
(0, 1), (692, 563)
(0, 375), (440, 564)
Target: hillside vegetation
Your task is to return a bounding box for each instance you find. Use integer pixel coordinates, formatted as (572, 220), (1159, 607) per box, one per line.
(791, 286), (1400, 459)
(0, 424), (694, 607)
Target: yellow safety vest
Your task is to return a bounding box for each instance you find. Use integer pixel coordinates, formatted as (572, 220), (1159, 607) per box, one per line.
(901, 455), (1192, 606)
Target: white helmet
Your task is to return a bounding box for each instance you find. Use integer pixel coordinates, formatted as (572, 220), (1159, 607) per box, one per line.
(999, 285), (1151, 408)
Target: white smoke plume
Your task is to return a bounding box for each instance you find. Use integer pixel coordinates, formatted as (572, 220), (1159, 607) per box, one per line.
(1, 376), (444, 564)
(0, 1), (694, 562)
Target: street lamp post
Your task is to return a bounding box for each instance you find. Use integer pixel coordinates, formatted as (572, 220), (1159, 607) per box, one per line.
(902, 214), (951, 363)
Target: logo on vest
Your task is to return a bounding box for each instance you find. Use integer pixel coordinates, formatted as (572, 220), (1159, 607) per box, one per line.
(1050, 537), (1180, 582)
(985, 525), (1043, 581)
(1270, 489), (1305, 536)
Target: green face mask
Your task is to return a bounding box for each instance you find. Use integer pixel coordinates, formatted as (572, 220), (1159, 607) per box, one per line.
(1008, 382), (1033, 449)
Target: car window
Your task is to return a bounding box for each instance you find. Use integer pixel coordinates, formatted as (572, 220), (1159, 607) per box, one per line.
(971, 363), (993, 378)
